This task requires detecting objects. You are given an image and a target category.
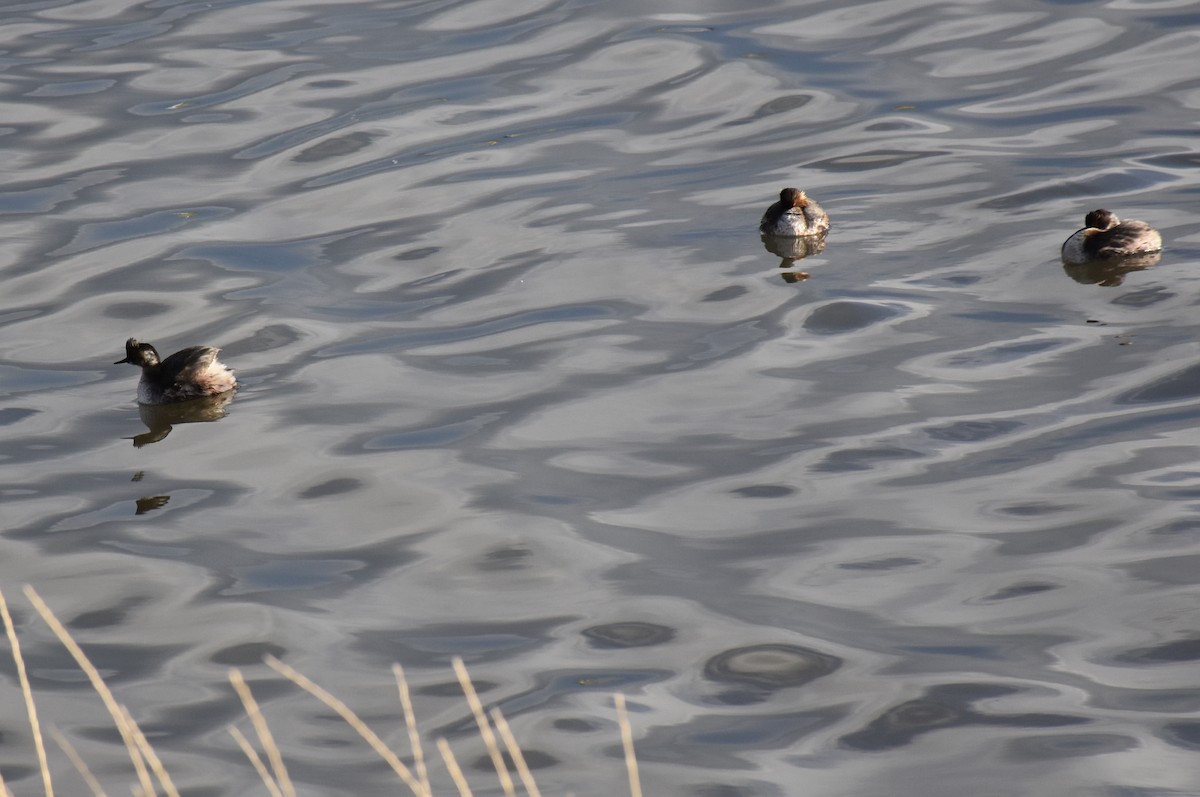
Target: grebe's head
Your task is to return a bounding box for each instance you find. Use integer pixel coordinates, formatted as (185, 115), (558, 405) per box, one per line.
(1084, 209), (1119, 230)
(115, 338), (160, 367)
(779, 187), (808, 208)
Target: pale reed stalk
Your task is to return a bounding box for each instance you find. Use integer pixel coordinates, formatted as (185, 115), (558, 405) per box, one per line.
(227, 725), (284, 797)
(436, 737), (473, 797)
(7, 586), (647, 797)
(120, 705), (180, 797)
(264, 654), (425, 796)
(0, 588), (53, 797)
(615, 694), (642, 797)
(48, 726), (108, 797)
(227, 669), (295, 797)
(394, 663), (431, 797)
(489, 707), (542, 797)
(452, 656), (516, 797)
(22, 586), (157, 797)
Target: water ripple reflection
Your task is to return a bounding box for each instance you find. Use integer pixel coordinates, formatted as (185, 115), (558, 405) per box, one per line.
(2, 0), (1200, 794)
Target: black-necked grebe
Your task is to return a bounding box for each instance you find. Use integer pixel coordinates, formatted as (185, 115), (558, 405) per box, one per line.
(759, 187), (830, 237)
(115, 338), (236, 404)
(1061, 209), (1162, 263)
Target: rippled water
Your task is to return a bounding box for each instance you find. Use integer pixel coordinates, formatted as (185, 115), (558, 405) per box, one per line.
(3, 0), (1200, 794)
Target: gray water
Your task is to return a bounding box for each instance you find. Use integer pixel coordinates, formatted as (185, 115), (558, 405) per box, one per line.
(2, 0), (1200, 795)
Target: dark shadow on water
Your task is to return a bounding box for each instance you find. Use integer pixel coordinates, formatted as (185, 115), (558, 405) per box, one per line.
(838, 683), (1087, 751)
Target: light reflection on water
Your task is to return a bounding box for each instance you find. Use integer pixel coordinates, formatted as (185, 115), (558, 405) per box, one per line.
(1, 0), (1200, 794)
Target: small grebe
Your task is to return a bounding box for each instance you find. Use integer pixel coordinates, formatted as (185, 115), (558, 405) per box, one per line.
(1061, 209), (1162, 263)
(115, 338), (236, 404)
(759, 187), (830, 237)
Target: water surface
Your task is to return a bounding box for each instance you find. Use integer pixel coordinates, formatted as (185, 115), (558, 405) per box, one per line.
(2, 0), (1200, 795)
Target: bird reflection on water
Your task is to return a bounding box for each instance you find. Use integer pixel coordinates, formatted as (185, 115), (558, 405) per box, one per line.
(1061, 250), (1161, 287)
(761, 231), (828, 283)
(129, 391), (235, 447)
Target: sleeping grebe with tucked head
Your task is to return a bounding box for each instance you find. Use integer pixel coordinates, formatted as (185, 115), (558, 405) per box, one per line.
(115, 338), (236, 405)
(1061, 209), (1162, 263)
(760, 187), (830, 237)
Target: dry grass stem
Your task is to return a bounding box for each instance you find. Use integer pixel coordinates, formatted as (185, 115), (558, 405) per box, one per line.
(394, 663), (431, 797)
(436, 737), (473, 797)
(228, 669), (295, 797)
(6, 587), (645, 797)
(120, 705), (180, 797)
(264, 654), (425, 796)
(489, 707), (541, 797)
(48, 726), (108, 797)
(22, 586), (158, 797)
(614, 694), (642, 797)
(228, 725), (284, 797)
(451, 657), (516, 797)
(113, 710), (155, 797)
(0, 588), (54, 797)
